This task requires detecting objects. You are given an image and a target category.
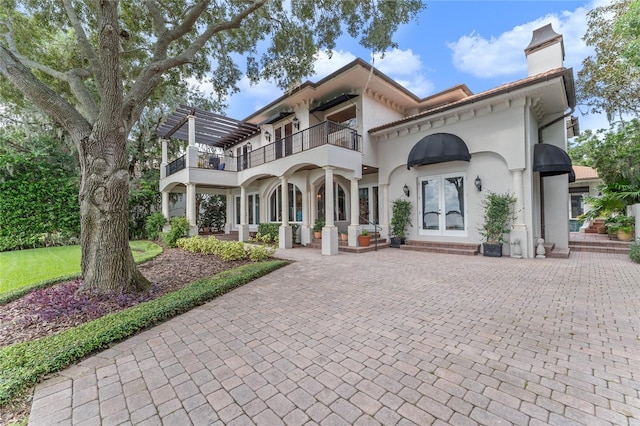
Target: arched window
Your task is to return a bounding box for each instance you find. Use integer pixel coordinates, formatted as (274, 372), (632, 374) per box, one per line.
(269, 183), (302, 222)
(316, 183), (347, 221)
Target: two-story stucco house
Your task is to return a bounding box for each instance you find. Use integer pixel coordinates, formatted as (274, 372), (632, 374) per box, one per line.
(158, 24), (577, 258)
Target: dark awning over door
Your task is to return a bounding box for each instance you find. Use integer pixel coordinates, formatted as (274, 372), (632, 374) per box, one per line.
(533, 144), (573, 177)
(407, 133), (471, 170)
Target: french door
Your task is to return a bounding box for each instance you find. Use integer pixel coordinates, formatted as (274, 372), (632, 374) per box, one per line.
(418, 174), (466, 236)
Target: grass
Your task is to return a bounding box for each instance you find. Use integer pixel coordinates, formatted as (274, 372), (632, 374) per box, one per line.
(0, 260), (288, 405)
(0, 241), (163, 301)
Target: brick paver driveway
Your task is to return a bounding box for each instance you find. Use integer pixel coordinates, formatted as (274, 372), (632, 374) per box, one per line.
(29, 249), (640, 425)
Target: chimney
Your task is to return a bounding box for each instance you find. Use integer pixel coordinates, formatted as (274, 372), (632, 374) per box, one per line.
(524, 24), (565, 76)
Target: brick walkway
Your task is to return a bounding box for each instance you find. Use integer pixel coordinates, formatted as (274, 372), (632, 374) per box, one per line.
(29, 249), (640, 425)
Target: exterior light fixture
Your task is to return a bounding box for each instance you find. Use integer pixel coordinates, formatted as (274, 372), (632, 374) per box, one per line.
(475, 175), (482, 192)
(228, 149), (233, 157)
(246, 141), (252, 151)
(403, 184), (410, 197)
(292, 116), (300, 130)
(264, 131), (271, 142)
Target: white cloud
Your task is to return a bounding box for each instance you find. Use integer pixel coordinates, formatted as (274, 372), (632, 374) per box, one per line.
(371, 48), (435, 97)
(448, 2), (595, 79)
(311, 50), (357, 78)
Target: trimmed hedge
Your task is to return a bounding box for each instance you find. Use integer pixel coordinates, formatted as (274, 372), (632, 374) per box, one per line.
(177, 235), (275, 261)
(0, 260), (288, 404)
(630, 239), (640, 263)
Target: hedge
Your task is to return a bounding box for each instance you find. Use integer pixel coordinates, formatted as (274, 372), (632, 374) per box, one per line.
(0, 260), (288, 404)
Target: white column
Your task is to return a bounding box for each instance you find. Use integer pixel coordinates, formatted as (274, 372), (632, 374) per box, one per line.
(224, 189), (232, 234)
(238, 185), (249, 241)
(510, 168), (529, 258)
(348, 178), (360, 246)
(161, 191), (170, 231)
(381, 183), (390, 239)
(186, 115), (199, 168)
(301, 176), (311, 245)
(279, 177), (292, 249)
(186, 183), (197, 236)
(322, 167), (338, 255)
(160, 138), (168, 179)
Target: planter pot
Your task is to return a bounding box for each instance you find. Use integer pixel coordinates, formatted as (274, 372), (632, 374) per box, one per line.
(340, 233), (348, 241)
(390, 236), (401, 248)
(617, 230), (634, 241)
(314, 231), (322, 239)
(482, 242), (502, 257)
(358, 235), (371, 247)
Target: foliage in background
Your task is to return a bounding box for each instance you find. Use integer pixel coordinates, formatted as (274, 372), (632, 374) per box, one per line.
(0, 260), (287, 405)
(0, 142), (80, 251)
(255, 223), (280, 244)
(577, 0), (640, 119)
(163, 216), (191, 248)
(144, 212), (167, 241)
(129, 169), (162, 240)
(199, 194), (226, 232)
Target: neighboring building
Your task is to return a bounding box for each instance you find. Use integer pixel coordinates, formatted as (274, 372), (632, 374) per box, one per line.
(158, 24), (578, 258)
(569, 165), (601, 231)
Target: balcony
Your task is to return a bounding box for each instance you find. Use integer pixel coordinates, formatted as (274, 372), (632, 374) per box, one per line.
(165, 121), (361, 177)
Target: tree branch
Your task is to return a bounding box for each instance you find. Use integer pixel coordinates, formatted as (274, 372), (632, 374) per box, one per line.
(62, 0), (102, 90)
(0, 44), (92, 140)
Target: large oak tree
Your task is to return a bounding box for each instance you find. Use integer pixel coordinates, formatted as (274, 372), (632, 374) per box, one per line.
(0, 0), (424, 294)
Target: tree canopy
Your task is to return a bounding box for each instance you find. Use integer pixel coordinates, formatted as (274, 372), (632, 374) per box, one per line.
(576, 0), (640, 120)
(0, 0), (425, 294)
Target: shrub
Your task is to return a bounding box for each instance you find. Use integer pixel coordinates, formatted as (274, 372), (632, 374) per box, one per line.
(0, 260), (288, 405)
(177, 236), (275, 262)
(256, 223), (280, 244)
(164, 216), (190, 247)
(145, 212), (166, 240)
(630, 239), (640, 264)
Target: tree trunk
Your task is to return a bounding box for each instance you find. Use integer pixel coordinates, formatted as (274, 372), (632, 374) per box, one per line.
(78, 126), (150, 294)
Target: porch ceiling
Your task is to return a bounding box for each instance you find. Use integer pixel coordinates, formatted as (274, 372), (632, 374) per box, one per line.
(157, 104), (259, 148)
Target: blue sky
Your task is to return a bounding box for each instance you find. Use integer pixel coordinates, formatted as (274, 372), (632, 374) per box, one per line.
(224, 0), (609, 134)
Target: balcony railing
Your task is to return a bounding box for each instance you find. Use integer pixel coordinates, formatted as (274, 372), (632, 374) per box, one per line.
(237, 121), (361, 172)
(164, 120), (361, 176)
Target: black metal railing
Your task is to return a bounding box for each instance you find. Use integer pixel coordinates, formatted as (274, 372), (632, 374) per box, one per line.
(166, 154), (186, 175)
(237, 121), (361, 171)
(164, 121), (362, 176)
(360, 216), (382, 251)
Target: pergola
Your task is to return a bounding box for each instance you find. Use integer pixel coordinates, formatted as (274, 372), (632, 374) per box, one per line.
(157, 104), (259, 148)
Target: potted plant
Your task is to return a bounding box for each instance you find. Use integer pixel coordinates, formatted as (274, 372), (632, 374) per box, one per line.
(340, 231), (348, 241)
(478, 191), (517, 257)
(390, 198), (412, 248)
(313, 216), (325, 239)
(616, 216), (635, 241)
(358, 229), (371, 247)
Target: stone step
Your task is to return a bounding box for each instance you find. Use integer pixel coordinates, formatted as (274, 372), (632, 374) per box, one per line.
(569, 245), (630, 254)
(401, 240), (480, 256)
(570, 239), (631, 248)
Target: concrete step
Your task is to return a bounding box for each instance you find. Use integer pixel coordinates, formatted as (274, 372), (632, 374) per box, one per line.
(401, 240), (480, 256)
(569, 245), (630, 254)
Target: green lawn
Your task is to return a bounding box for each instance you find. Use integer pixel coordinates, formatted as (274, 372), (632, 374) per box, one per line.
(0, 241), (163, 295)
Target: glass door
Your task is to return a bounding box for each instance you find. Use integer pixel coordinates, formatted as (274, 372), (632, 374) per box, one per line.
(419, 174), (466, 235)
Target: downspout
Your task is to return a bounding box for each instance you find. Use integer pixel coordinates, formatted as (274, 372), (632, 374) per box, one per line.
(537, 107), (574, 239)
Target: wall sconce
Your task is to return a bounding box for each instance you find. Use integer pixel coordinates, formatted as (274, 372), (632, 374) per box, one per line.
(246, 141), (252, 151)
(264, 131), (271, 142)
(292, 116), (300, 131)
(228, 149), (233, 157)
(474, 175), (482, 192)
(403, 184), (410, 197)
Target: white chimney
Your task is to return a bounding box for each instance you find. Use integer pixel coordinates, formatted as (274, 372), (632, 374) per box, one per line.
(525, 24), (565, 76)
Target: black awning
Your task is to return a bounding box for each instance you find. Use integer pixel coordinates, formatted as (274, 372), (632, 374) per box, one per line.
(533, 144), (573, 177)
(407, 133), (471, 169)
(259, 111), (294, 125)
(568, 168), (576, 183)
(310, 94), (359, 113)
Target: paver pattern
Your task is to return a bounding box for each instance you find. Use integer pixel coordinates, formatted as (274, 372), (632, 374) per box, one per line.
(29, 249), (640, 425)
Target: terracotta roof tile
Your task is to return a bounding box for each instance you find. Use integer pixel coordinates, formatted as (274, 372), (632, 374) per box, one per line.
(572, 165), (599, 181)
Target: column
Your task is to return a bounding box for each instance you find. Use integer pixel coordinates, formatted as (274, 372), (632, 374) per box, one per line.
(301, 176), (312, 245)
(510, 168), (529, 258)
(238, 185), (249, 241)
(186, 183), (197, 236)
(186, 115), (199, 168)
(348, 178), (360, 246)
(160, 138), (168, 179)
(381, 183), (389, 239)
(161, 191), (170, 232)
(279, 177), (292, 249)
(322, 167), (338, 255)
(224, 189), (232, 234)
